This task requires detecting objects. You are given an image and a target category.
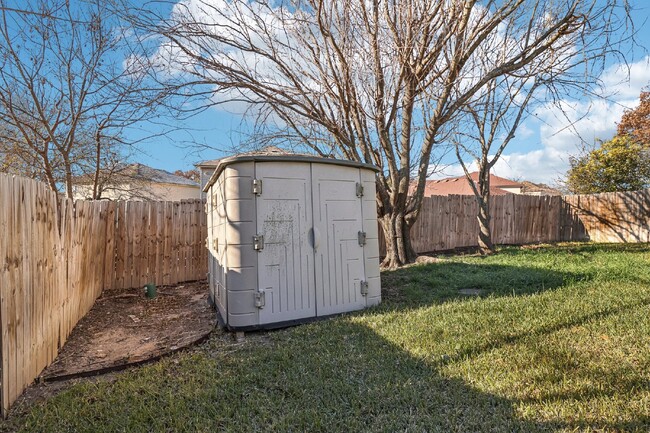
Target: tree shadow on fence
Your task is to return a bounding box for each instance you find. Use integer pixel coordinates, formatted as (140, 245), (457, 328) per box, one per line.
(563, 189), (650, 243)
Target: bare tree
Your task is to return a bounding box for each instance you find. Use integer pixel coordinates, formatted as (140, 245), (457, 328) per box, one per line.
(130, 0), (631, 267)
(452, 76), (538, 254)
(451, 0), (637, 255)
(0, 0), (168, 199)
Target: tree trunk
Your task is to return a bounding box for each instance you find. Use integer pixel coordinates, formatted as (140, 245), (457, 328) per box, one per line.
(477, 197), (494, 255)
(380, 213), (416, 269)
(92, 130), (102, 200)
(63, 158), (74, 200)
(476, 168), (495, 255)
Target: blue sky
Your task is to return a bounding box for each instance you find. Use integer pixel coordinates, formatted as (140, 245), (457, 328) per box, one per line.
(132, 2), (650, 185)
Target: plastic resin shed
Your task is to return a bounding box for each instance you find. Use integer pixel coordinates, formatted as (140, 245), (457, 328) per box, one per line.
(204, 155), (381, 330)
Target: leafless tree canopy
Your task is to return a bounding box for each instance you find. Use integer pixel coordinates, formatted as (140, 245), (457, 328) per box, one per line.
(132, 0), (632, 267)
(0, 0), (171, 199)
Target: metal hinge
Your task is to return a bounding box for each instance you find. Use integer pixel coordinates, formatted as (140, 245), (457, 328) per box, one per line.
(253, 234), (264, 251)
(252, 178), (263, 195)
(360, 280), (369, 296)
(255, 288), (266, 308)
(358, 231), (367, 246)
(356, 182), (364, 197)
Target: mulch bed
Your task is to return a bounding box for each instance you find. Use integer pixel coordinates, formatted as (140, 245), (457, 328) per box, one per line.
(40, 280), (216, 381)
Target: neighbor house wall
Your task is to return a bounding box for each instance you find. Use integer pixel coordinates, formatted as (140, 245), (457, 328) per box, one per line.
(73, 182), (200, 201)
(499, 186), (522, 194)
(199, 167), (217, 199)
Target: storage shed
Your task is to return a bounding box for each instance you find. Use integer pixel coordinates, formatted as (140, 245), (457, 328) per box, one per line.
(204, 155), (381, 330)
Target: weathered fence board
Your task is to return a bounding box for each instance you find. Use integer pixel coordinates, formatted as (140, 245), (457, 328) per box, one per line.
(0, 174), (208, 416)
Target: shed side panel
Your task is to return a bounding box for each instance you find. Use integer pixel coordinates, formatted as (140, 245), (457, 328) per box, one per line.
(208, 171), (227, 318)
(206, 179), (214, 303)
(223, 162), (259, 328)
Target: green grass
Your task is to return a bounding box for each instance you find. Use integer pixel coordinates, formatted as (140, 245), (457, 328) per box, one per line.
(3, 243), (650, 432)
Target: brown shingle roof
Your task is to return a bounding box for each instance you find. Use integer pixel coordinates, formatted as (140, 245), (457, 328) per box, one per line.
(520, 181), (562, 195)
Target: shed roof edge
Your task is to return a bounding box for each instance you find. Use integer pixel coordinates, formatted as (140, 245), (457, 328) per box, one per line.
(203, 155), (379, 192)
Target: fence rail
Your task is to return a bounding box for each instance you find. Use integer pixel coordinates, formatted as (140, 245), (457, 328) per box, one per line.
(0, 174), (207, 416)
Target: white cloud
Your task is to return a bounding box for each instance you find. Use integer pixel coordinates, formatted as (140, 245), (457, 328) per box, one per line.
(537, 99), (622, 152)
(439, 56), (650, 185)
(601, 56), (650, 100)
(435, 149), (565, 184)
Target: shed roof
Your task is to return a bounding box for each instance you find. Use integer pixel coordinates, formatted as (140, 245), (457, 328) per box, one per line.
(195, 146), (293, 169)
(204, 155), (379, 192)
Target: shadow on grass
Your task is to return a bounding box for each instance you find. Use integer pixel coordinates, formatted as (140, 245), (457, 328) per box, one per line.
(496, 242), (650, 256)
(10, 243), (650, 432)
(381, 261), (587, 308)
(10, 321), (550, 432)
(16, 306), (649, 432)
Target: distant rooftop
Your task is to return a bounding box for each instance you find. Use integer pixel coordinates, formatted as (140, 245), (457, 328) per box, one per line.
(76, 163), (199, 187)
(520, 181), (562, 196)
(414, 172), (523, 196)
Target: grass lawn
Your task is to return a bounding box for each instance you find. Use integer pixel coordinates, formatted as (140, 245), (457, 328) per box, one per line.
(3, 243), (650, 432)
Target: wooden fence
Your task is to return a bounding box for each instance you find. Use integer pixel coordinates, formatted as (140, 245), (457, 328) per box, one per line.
(563, 190), (650, 243)
(0, 174), (207, 416)
(109, 199), (207, 290)
(379, 189), (650, 255)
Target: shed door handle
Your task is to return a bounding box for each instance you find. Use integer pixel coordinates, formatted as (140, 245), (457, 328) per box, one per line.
(313, 227), (321, 250)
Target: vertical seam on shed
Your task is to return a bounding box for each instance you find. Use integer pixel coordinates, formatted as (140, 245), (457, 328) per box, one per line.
(309, 163), (318, 318)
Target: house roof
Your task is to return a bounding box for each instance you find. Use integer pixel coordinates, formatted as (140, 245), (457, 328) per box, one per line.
(195, 158), (222, 169)
(128, 164), (199, 186)
(520, 181), (562, 195)
(465, 172), (523, 188)
(76, 163), (199, 187)
(416, 172), (522, 196)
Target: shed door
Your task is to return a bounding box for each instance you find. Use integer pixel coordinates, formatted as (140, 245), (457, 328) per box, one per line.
(311, 164), (366, 316)
(255, 162), (315, 324)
